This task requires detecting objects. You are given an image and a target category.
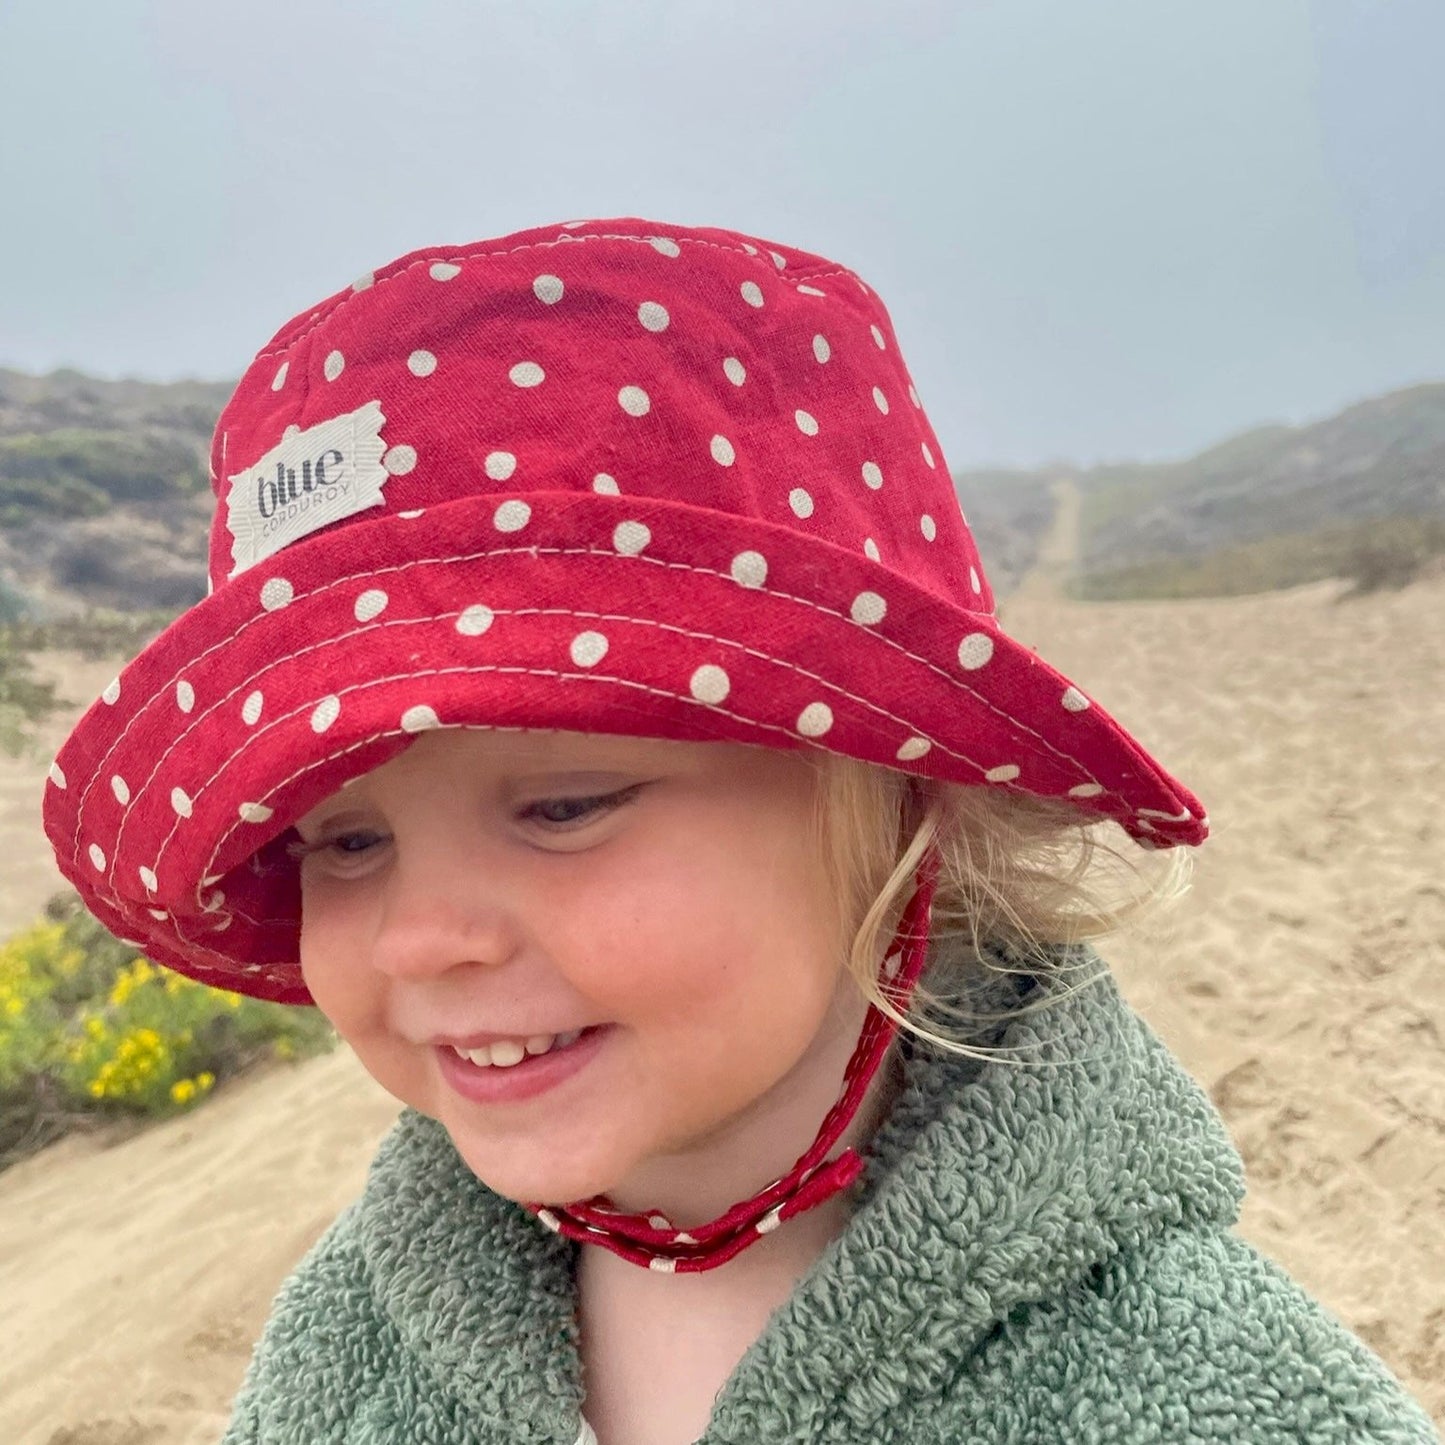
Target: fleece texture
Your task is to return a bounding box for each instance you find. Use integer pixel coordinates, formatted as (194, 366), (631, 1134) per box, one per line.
(221, 953), (1437, 1443)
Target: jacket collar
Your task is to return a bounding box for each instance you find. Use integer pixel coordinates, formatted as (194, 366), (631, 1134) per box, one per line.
(353, 950), (1244, 1442)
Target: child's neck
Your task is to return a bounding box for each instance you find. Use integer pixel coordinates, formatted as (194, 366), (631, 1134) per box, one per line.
(576, 1047), (903, 1445)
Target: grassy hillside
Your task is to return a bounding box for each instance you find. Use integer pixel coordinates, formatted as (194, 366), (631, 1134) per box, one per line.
(1075, 382), (1445, 596)
(0, 368), (227, 617)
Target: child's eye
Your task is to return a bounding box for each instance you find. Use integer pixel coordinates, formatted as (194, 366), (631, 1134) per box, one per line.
(520, 786), (644, 828)
(287, 830), (389, 866)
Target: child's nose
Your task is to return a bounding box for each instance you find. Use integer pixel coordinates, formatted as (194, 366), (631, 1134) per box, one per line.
(370, 852), (523, 980)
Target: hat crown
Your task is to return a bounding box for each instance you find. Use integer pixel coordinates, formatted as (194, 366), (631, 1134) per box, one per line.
(209, 218), (992, 614)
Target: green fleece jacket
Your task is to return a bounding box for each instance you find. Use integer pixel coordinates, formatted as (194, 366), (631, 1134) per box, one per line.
(221, 958), (1436, 1443)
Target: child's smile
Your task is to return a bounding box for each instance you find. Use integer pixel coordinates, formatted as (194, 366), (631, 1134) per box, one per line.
(293, 727), (869, 1220)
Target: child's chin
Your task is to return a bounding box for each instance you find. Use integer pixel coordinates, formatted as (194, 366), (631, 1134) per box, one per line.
(446, 1132), (626, 1208)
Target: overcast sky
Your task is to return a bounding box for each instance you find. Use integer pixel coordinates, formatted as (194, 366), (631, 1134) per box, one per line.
(2, 0), (1442, 469)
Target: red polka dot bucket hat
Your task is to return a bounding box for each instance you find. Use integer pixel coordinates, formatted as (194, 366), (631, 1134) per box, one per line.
(43, 216), (1207, 1007)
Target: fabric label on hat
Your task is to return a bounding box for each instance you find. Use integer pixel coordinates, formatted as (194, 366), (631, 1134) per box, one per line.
(225, 400), (390, 577)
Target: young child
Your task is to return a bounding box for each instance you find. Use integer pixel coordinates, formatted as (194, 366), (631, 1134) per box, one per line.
(44, 218), (1435, 1443)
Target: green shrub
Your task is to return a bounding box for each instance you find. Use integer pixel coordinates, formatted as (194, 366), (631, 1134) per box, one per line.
(0, 896), (336, 1170)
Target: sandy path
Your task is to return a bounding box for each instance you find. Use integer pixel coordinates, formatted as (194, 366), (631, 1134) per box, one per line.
(2, 527), (1441, 1436)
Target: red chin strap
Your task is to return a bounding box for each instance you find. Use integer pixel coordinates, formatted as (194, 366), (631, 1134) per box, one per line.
(524, 847), (940, 1273)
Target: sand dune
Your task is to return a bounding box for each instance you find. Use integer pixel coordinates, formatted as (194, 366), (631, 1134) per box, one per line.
(2, 518), (1441, 1437)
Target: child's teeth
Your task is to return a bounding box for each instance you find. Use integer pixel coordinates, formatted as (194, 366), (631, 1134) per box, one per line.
(452, 1030), (587, 1068)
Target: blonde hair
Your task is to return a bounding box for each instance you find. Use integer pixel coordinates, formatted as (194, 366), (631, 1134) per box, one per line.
(810, 753), (1194, 1061)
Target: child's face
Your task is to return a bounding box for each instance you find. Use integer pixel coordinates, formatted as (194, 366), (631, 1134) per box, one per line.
(294, 728), (864, 1209)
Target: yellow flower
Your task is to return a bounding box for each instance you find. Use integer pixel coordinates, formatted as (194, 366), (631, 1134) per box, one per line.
(170, 1079), (196, 1104)
(197, 1072), (215, 1091)
(85, 1017), (105, 1040)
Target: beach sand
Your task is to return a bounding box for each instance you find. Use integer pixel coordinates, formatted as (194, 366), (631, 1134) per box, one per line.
(2, 509), (1441, 1438)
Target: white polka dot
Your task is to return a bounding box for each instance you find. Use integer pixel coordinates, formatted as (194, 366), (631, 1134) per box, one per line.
(796, 702), (833, 737)
(48, 761), (67, 789)
(384, 444), (417, 475)
(537, 1208), (561, 1231)
(797, 284), (826, 297)
(101, 678), (121, 705)
(757, 1206), (785, 1234)
(730, 551), (767, 587)
(456, 604), (494, 636)
(1069, 782), (1104, 798)
(795, 409), (819, 437)
(401, 705), (441, 733)
(896, 737), (931, 762)
(649, 1257), (677, 1274)
(352, 272), (375, 291)
(723, 356), (746, 386)
(637, 301), (669, 332)
(690, 665), (730, 704)
(812, 334), (831, 364)
(110, 775), (130, 804)
(649, 236), (681, 257)
(408, 349), (437, 377)
(613, 521), (651, 556)
(872, 386), (889, 415)
(241, 690), (263, 726)
(354, 588), (388, 622)
(570, 631), (608, 667)
(323, 350), (344, 382)
(909, 384), (921, 408)
(861, 461), (883, 490)
(920, 514), (937, 542)
(260, 577), (293, 611)
(863, 538), (881, 562)
(484, 451), (517, 481)
(429, 261), (461, 280)
(871, 324), (886, 350)
(958, 633), (995, 670)
(740, 280), (764, 308)
(769, 250), (787, 270)
(494, 500), (531, 532)
(970, 566), (982, 593)
(139, 866), (158, 891)
(850, 591), (886, 625)
(592, 473), (620, 495)
(789, 488), (814, 519)
(270, 362), (289, 391)
(146, 909), (167, 922)
(239, 802), (274, 824)
(618, 385), (650, 417)
(311, 695), (341, 733)
(509, 361), (544, 388)
(711, 435), (736, 467)
(986, 764), (1021, 784)
(399, 509), (425, 519)
(88, 843), (106, 871)
(1062, 687), (1091, 713)
(921, 441), (936, 469)
(533, 274), (564, 303)
(175, 680), (194, 713)
(170, 787), (193, 818)
(740, 243), (758, 256)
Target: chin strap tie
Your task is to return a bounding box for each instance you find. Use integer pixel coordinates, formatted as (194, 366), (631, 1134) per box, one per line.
(524, 847), (940, 1272)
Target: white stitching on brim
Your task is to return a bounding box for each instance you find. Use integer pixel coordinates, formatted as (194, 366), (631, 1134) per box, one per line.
(72, 537), (1107, 870)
